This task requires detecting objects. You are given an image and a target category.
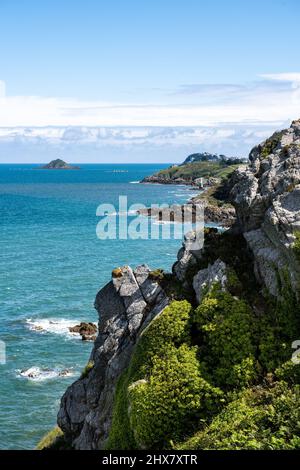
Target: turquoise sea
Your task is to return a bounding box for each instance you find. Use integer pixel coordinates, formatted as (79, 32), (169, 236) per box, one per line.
(0, 164), (196, 449)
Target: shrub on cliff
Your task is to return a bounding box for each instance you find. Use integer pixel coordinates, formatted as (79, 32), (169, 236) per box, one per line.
(36, 427), (67, 450)
(193, 289), (257, 388)
(292, 231), (300, 263)
(106, 300), (223, 449)
(258, 271), (300, 371)
(128, 344), (222, 448)
(106, 276), (300, 449)
(129, 299), (192, 378)
(177, 381), (300, 450)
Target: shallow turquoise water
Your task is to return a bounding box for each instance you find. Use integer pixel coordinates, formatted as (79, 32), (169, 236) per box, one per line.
(0, 164), (196, 449)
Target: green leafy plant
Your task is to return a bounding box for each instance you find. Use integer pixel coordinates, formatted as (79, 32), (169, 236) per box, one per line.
(193, 288), (257, 388)
(80, 360), (94, 379)
(177, 382), (300, 450)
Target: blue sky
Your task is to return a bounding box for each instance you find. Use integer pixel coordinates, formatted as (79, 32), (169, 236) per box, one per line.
(0, 0), (300, 162)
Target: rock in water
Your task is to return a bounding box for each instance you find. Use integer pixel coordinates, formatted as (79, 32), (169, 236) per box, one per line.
(69, 322), (97, 341)
(41, 159), (80, 170)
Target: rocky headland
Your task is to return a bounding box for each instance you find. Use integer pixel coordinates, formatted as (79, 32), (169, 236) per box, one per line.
(140, 156), (238, 228)
(39, 121), (300, 450)
(141, 152), (244, 186)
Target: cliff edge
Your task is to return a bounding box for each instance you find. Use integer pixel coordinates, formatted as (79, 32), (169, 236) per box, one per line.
(49, 121), (300, 451)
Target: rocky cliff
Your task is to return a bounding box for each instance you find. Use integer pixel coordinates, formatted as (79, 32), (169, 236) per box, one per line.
(58, 265), (169, 449)
(230, 120), (300, 296)
(53, 121), (300, 451)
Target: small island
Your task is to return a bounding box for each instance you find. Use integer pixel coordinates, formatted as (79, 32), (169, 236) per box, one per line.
(41, 159), (80, 170)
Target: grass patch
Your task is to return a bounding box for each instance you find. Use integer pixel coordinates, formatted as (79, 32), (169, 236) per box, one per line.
(80, 360), (94, 379)
(36, 427), (65, 450)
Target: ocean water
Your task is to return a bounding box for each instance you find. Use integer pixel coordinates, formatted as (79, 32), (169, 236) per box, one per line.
(0, 164), (196, 449)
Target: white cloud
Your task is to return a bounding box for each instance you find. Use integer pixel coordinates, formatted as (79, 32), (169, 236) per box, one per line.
(0, 74), (299, 161)
(0, 123), (286, 160)
(0, 74), (299, 128)
(260, 73), (300, 83)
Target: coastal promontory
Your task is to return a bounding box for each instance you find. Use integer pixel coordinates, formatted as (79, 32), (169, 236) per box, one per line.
(39, 120), (300, 450)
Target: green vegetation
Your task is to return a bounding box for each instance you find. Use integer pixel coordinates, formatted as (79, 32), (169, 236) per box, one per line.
(195, 177), (234, 208)
(80, 360), (94, 379)
(260, 131), (284, 159)
(105, 229), (300, 450)
(128, 344), (222, 448)
(153, 160), (241, 182)
(148, 269), (165, 282)
(194, 289), (257, 388)
(177, 381), (300, 450)
(36, 427), (66, 450)
(292, 231), (300, 263)
(258, 271), (300, 372)
(106, 300), (223, 449)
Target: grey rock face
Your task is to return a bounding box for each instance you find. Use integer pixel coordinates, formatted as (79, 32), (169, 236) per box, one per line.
(230, 120), (300, 296)
(172, 230), (204, 283)
(193, 259), (227, 304)
(57, 264), (169, 449)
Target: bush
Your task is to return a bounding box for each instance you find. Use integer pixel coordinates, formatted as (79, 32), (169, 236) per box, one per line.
(258, 271), (300, 371)
(106, 300), (223, 449)
(128, 344), (222, 448)
(292, 231), (300, 263)
(193, 289), (257, 388)
(36, 427), (66, 450)
(260, 131), (284, 159)
(129, 300), (193, 378)
(275, 360), (300, 385)
(80, 360), (94, 379)
(107, 271), (300, 450)
(178, 382), (300, 450)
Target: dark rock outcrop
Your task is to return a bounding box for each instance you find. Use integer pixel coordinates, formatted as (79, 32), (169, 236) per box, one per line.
(69, 322), (97, 341)
(58, 265), (169, 449)
(137, 202), (235, 228)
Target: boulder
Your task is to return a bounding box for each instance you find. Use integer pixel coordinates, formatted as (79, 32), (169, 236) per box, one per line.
(173, 230), (204, 282)
(193, 259), (227, 304)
